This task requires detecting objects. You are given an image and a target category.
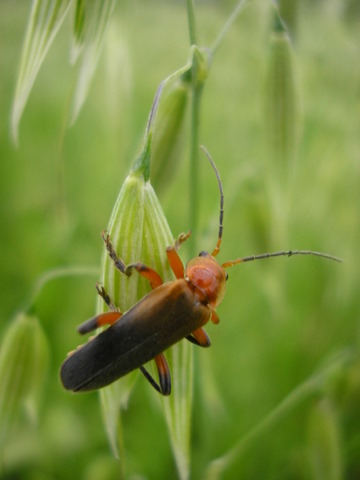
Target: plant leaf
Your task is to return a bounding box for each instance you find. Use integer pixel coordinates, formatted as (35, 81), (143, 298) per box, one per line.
(69, 0), (117, 125)
(162, 343), (193, 480)
(99, 374), (137, 459)
(73, 0), (86, 45)
(11, 0), (71, 144)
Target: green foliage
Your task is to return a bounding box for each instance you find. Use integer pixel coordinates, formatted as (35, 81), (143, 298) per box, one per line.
(1, 1), (359, 479)
(0, 312), (49, 445)
(306, 398), (343, 480)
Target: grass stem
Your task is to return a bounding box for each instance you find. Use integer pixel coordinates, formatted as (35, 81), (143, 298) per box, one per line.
(205, 349), (353, 479)
(25, 266), (99, 313)
(186, 0), (198, 46)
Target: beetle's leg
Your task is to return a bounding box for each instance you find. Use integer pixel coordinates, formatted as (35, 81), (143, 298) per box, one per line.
(139, 366), (161, 393)
(96, 283), (118, 311)
(101, 231), (128, 275)
(77, 311), (122, 334)
(211, 309), (220, 324)
(166, 248), (184, 279)
(174, 231), (192, 249)
(154, 353), (171, 395)
(102, 231), (163, 289)
(186, 327), (211, 347)
(77, 283), (122, 334)
(125, 263), (163, 289)
(139, 353), (171, 395)
(166, 231), (191, 279)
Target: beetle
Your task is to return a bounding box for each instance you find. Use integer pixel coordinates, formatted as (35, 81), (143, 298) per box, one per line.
(60, 147), (341, 396)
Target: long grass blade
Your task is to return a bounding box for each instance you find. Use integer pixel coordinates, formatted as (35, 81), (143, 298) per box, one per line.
(69, 0), (116, 125)
(11, 0), (71, 144)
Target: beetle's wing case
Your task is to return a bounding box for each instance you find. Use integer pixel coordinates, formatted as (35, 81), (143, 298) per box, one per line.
(60, 279), (211, 392)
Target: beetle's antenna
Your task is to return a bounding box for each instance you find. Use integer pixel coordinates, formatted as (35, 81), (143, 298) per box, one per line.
(222, 250), (342, 268)
(200, 146), (224, 257)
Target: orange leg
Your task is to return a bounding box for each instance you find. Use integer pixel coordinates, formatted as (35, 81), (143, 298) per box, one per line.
(125, 262), (163, 289)
(102, 230), (163, 289)
(77, 311), (122, 335)
(166, 231), (191, 279)
(211, 309), (220, 324)
(77, 283), (123, 334)
(186, 327), (211, 347)
(139, 353), (171, 395)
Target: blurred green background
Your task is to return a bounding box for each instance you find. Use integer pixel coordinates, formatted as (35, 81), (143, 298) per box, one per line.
(1, 1), (359, 479)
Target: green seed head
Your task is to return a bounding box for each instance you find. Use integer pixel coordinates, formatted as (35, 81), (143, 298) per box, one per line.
(150, 79), (189, 192)
(98, 165), (174, 315)
(0, 312), (49, 444)
(264, 5), (301, 182)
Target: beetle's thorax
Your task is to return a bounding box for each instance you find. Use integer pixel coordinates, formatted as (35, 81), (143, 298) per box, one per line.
(185, 254), (226, 308)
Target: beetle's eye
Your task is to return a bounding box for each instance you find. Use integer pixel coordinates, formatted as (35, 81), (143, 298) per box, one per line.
(199, 251), (208, 257)
(225, 272), (229, 281)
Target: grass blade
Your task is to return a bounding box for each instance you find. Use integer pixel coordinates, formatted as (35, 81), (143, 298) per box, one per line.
(11, 0), (71, 144)
(69, 0), (116, 124)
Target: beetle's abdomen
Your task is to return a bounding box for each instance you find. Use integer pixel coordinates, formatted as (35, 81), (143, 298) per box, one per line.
(60, 279), (210, 392)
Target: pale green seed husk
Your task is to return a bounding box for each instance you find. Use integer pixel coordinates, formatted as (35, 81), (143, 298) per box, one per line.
(0, 312), (49, 444)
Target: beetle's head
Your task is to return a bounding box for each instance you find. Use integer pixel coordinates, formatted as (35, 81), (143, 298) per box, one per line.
(185, 252), (227, 308)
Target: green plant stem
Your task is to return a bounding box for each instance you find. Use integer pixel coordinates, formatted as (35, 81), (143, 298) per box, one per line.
(205, 349), (354, 479)
(146, 61), (193, 137)
(189, 85), (202, 256)
(25, 265), (99, 313)
(185, 0), (201, 256)
(211, 0), (248, 54)
(186, 0), (198, 46)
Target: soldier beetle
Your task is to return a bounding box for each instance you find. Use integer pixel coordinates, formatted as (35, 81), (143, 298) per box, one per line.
(60, 147), (341, 396)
